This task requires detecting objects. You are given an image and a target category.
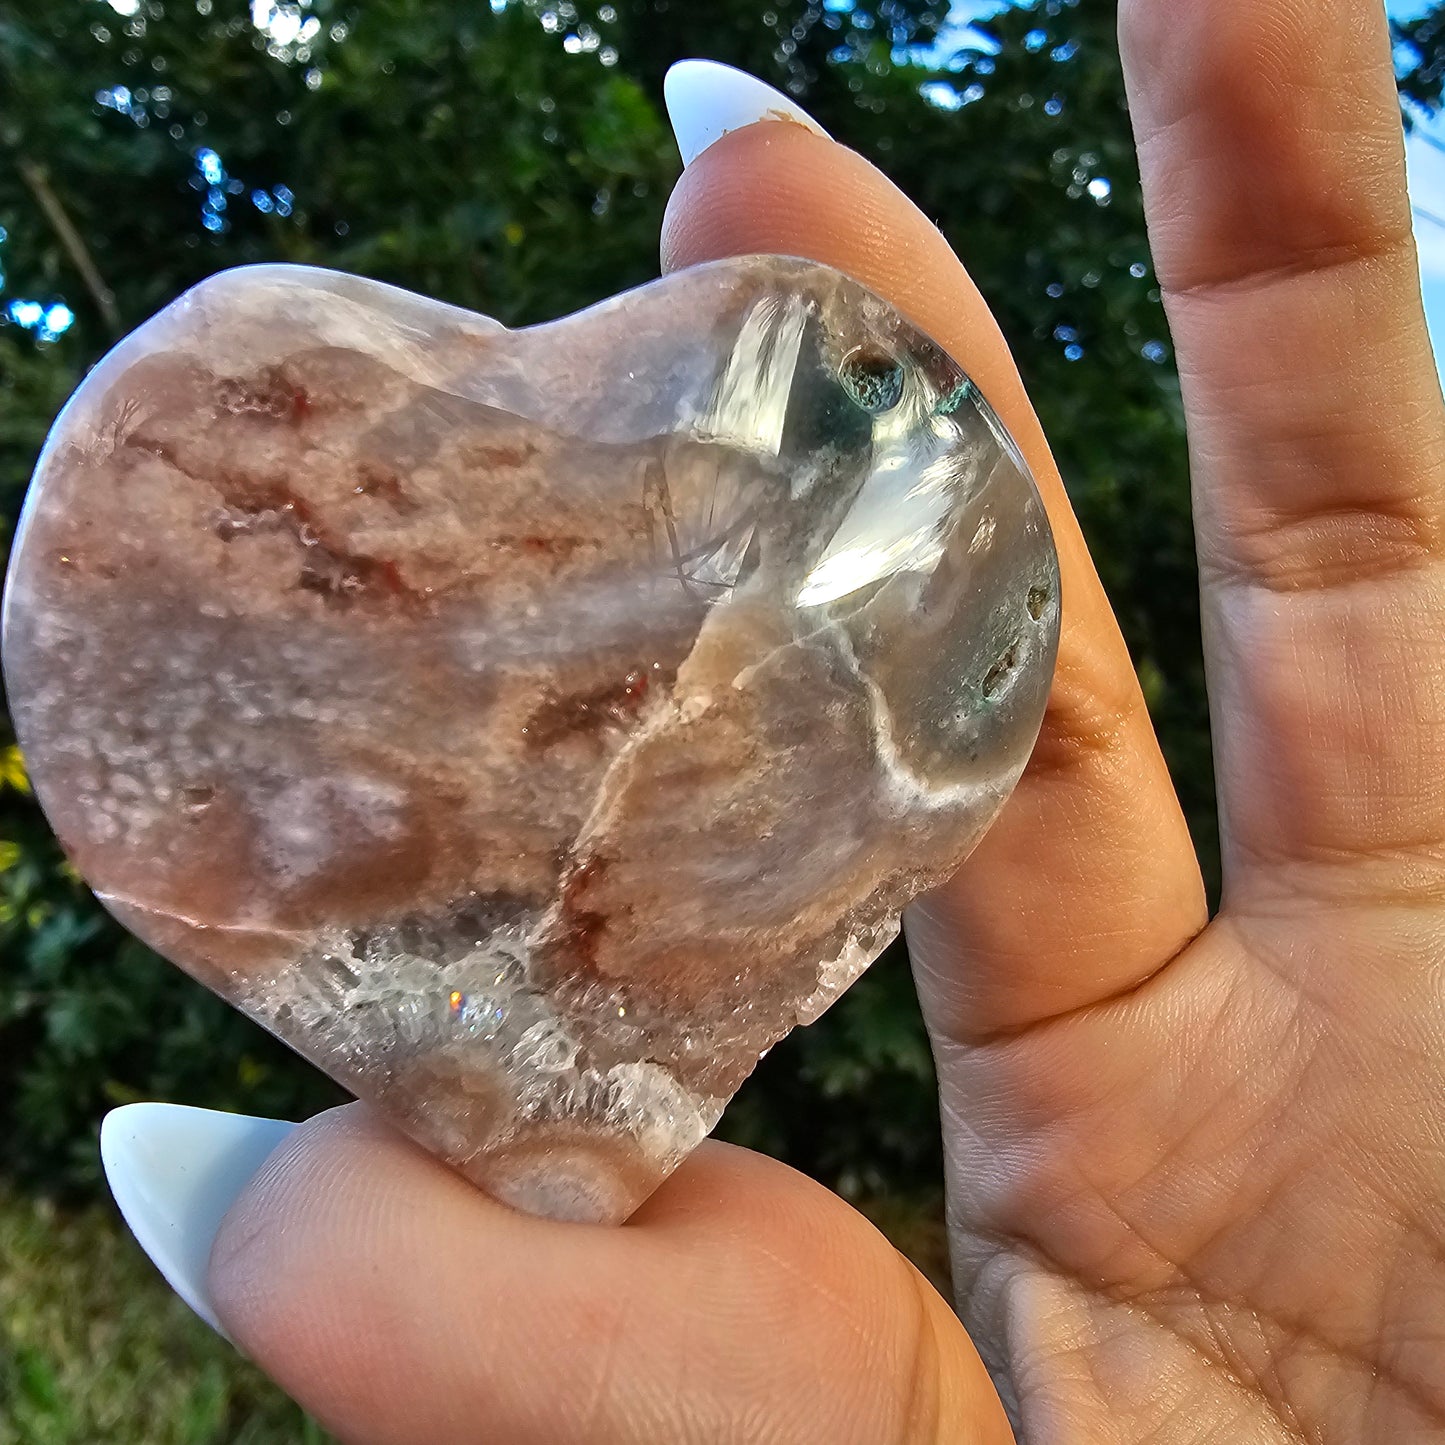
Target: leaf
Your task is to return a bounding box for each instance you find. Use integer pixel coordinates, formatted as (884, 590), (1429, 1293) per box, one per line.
(0, 746), (31, 795)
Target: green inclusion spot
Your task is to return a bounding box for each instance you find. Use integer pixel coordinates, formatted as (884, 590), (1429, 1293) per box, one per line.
(936, 377), (976, 417)
(838, 347), (905, 413)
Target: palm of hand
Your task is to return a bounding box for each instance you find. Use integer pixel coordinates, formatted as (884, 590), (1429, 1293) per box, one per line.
(936, 906), (1445, 1441)
(203, 2), (1445, 1441)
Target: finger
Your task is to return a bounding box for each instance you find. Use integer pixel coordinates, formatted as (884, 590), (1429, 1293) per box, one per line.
(1119, 0), (1445, 898)
(208, 1104), (1013, 1445)
(660, 90), (1205, 1044)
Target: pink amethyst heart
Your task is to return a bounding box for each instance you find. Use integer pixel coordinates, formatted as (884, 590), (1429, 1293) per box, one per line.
(2, 257), (1058, 1222)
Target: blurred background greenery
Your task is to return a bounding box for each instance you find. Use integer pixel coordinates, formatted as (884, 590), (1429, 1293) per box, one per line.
(2, 0), (1444, 1438)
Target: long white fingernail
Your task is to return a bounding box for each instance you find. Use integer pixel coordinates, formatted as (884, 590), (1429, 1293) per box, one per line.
(100, 1102), (295, 1336)
(664, 59), (829, 167)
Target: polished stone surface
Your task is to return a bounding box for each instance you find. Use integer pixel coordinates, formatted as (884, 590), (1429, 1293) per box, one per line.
(3, 257), (1059, 1221)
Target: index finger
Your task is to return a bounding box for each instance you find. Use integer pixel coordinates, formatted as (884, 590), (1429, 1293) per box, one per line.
(661, 95), (1204, 1043)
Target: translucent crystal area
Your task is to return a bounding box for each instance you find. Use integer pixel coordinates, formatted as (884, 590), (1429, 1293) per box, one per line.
(1, 257), (1060, 1222)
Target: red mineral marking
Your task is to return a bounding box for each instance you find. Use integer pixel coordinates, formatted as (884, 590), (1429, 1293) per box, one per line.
(566, 853), (607, 897)
(556, 853), (611, 973)
(215, 366), (310, 423)
(467, 441), (538, 469)
(522, 669), (652, 749)
(202, 471), (422, 608)
(510, 534), (584, 557)
(351, 461), (411, 510)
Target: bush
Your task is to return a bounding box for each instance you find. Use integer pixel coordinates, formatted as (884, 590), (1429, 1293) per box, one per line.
(9, 0), (1435, 1203)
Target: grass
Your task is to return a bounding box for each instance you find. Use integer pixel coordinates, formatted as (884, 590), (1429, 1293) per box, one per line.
(0, 1184), (950, 1443)
(0, 1190), (330, 1444)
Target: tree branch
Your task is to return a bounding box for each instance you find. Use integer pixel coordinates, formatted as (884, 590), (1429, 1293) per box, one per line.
(15, 157), (122, 334)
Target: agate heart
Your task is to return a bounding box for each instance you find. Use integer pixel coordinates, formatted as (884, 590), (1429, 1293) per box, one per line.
(2, 257), (1059, 1222)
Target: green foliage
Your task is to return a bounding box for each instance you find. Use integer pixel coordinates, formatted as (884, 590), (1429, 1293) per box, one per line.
(1, 0), (1442, 1206)
(1397, 8), (1445, 116)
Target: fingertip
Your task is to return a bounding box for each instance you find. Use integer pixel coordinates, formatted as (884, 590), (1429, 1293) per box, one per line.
(657, 120), (1060, 520)
(205, 1103), (430, 1340)
(101, 1102), (296, 1339)
(664, 58), (828, 168)
(660, 120), (920, 280)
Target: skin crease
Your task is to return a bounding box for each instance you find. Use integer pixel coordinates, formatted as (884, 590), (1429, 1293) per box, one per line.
(206, 0), (1445, 1440)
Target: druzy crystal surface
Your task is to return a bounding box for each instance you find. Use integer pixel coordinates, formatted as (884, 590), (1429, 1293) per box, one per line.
(2, 257), (1059, 1222)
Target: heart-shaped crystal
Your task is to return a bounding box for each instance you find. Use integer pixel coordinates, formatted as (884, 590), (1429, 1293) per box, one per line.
(3, 257), (1058, 1222)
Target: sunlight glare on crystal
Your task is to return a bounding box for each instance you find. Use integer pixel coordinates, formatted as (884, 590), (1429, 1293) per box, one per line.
(693, 293), (808, 456)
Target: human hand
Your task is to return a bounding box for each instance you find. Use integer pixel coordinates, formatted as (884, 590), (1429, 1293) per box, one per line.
(103, 2), (1445, 1440)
